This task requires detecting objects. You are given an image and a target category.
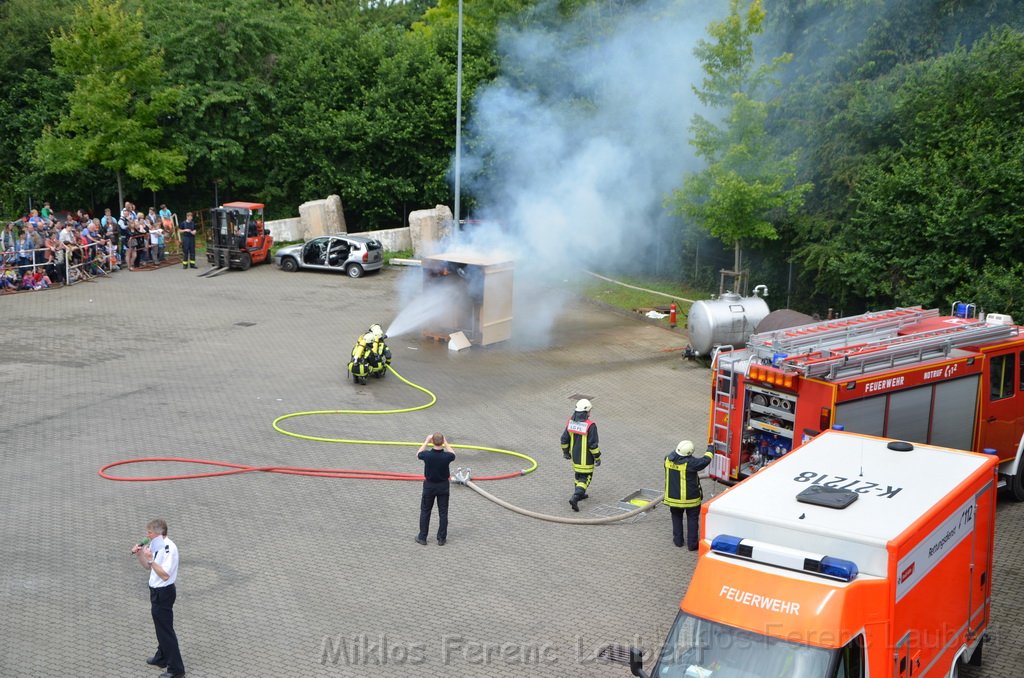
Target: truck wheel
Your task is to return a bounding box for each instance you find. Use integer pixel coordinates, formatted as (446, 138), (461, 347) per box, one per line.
(1010, 462), (1024, 502)
(346, 263), (363, 279)
(280, 257), (298, 272)
(239, 252), (252, 271)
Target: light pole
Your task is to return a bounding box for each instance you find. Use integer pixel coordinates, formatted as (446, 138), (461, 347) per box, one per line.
(453, 0), (464, 232)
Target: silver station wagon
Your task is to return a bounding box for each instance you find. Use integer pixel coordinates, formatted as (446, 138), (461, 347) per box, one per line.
(275, 234), (384, 278)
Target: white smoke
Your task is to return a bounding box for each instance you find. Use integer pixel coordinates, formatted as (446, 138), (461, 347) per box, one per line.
(401, 0), (727, 347)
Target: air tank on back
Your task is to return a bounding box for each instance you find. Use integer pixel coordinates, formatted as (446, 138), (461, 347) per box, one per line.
(687, 286), (770, 357)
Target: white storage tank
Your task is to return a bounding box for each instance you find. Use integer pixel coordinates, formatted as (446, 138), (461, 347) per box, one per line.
(687, 289), (770, 357)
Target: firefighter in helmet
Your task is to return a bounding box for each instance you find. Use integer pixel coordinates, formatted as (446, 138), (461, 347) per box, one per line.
(560, 398), (600, 512)
(348, 332), (375, 385)
(663, 440), (713, 550)
(366, 323), (392, 378)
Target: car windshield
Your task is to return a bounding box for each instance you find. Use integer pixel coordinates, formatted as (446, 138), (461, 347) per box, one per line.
(652, 612), (836, 678)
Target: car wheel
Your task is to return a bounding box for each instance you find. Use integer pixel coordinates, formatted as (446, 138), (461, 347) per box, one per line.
(238, 252), (252, 271)
(280, 257), (298, 272)
(346, 263), (363, 279)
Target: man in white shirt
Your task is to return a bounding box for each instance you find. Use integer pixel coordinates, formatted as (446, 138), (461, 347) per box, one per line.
(132, 519), (185, 678)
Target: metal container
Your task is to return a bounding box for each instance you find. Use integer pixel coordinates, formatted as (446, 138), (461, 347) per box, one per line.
(687, 291), (770, 356)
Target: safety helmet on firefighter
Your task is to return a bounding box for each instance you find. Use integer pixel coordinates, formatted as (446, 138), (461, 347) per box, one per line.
(574, 398), (592, 413)
(362, 332), (374, 344)
(369, 324), (384, 339)
(675, 440), (694, 456)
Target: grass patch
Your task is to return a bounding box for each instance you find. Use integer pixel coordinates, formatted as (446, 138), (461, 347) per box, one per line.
(576, 274), (710, 329)
(383, 248), (414, 264)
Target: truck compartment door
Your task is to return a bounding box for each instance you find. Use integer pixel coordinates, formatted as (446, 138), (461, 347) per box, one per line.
(969, 483), (995, 638)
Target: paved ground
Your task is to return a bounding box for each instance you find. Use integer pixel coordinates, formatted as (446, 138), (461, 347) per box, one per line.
(1, 262), (1021, 677)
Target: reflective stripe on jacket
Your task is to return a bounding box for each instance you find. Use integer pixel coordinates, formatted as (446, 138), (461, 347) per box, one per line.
(664, 449), (713, 508)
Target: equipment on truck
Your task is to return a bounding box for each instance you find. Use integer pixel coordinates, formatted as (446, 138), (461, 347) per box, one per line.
(201, 201), (273, 277)
(602, 430), (997, 678)
(686, 286), (771, 358)
(705, 302), (1024, 498)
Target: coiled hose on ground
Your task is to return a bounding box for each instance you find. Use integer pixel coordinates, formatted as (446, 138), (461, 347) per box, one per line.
(99, 364), (663, 524)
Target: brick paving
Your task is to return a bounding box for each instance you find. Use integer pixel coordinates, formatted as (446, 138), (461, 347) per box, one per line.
(0, 263), (1021, 677)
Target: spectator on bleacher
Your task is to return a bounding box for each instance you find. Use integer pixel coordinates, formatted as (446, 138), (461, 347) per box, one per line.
(159, 204), (173, 228)
(15, 230), (33, 272)
(125, 222), (139, 270)
(24, 223), (43, 267)
(0, 256), (18, 290)
(101, 208), (116, 231)
(150, 218), (164, 263)
(1, 222), (15, 257)
(28, 209), (46, 230)
(45, 233), (66, 285)
(58, 220), (75, 245)
(106, 220), (120, 267)
(22, 268), (50, 290)
(40, 202), (52, 220)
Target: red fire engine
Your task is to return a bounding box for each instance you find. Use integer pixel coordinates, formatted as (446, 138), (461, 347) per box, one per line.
(707, 303), (1024, 498)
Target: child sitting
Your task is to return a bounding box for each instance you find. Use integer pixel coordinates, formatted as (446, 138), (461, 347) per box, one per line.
(33, 269), (51, 289)
(0, 262), (17, 290)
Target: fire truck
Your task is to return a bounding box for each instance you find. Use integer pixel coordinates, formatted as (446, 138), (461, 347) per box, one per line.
(706, 303), (1024, 498)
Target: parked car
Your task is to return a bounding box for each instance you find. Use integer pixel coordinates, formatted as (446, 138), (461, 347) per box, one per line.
(275, 234), (383, 278)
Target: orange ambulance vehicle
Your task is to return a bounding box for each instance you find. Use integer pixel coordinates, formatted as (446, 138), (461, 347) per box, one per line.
(627, 431), (997, 678)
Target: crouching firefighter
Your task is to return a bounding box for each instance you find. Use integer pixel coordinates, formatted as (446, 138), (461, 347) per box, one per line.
(348, 332), (375, 385)
(366, 323), (392, 378)
(663, 440), (713, 550)
(560, 399), (600, 512)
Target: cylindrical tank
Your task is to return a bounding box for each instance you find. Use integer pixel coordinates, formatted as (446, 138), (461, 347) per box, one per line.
(687, 292), (770, 356)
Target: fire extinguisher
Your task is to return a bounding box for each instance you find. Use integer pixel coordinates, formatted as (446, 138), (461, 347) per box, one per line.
(669, 302), (677, 328)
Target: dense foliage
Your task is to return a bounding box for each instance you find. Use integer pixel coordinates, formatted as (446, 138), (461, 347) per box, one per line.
(1, 0), (1022, 318)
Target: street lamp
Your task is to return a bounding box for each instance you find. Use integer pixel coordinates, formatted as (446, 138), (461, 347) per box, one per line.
(453, 0), (464, 231)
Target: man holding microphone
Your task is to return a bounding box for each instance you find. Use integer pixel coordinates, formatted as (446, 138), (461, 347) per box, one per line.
(132, 519), (185, 678)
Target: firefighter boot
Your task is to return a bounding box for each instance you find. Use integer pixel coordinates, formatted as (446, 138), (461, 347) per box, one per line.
(569, 489), (584, 512)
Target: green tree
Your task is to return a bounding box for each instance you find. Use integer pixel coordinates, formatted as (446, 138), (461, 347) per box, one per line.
(794, 28), (1024, 319)
(138, 0), (300, 209)
(0, 0), (82, 215)
(35, 0), (185, 208)
(667, 0), (810, 291)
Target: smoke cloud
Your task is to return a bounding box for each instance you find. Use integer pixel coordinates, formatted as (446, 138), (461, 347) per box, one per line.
(399, 0), (728, 347)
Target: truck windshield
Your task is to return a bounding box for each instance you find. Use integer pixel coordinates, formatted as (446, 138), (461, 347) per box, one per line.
(652, 611), (836, 678)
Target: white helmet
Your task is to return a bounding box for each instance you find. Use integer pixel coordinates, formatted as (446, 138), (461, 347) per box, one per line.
(575, 398), (592, 413)
(369, 324), (384, 339)
(675, 440), (694, 456)
(362, 332), (375, 344)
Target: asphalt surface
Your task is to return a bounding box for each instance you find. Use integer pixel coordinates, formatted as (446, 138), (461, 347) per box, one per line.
(1, 262), (1021, 677)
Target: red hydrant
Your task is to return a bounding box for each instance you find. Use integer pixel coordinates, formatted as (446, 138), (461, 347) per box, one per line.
(669, 302), (677, 328)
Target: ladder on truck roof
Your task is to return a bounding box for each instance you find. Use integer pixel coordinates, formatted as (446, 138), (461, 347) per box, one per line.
(779, 320), (1018, 380)
(747, 306), (938, 359)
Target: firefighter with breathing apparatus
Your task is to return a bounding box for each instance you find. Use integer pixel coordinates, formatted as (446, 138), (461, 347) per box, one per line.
(561, 398), (600, 512)
(366, 324), (391, 377)
(347, 323), (391, 385)
(663, 440), (713, 550)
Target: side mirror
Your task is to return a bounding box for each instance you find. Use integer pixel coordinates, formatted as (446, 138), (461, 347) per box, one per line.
(597, 644), (649, 678)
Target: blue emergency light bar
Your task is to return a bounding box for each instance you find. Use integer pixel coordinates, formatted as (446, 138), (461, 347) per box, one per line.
(710, 534), (859, 582)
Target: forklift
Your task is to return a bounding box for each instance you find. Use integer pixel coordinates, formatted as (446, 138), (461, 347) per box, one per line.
(200, 201), (274, 277)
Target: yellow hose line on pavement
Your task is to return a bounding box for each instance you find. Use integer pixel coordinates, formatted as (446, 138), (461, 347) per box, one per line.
(272, 364), (538, 476)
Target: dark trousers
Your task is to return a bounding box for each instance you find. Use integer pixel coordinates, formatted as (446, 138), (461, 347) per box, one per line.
(150, 584), (184, 673)
(573, 471), (593, 495)
(418, 482), (450, 541)
(670, 505), (701, 549)
(181, 236), (195, 264)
